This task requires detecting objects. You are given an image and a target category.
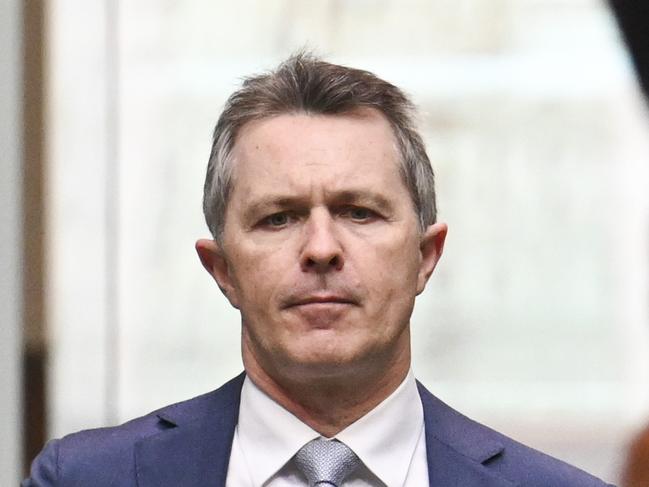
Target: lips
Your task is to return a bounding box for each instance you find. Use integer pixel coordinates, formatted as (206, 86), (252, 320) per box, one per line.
(284, 294), (358, 308)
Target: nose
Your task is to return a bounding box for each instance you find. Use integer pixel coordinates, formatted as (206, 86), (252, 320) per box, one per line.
(300, 211), (344, 273)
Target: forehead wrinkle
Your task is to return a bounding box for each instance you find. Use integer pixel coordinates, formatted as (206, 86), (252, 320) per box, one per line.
(228, 111), (410, 219)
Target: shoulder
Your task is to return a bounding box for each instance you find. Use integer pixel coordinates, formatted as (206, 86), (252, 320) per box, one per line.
(486, 428), (614, 486)
(23, 374), (245, 487)
(22, 411), (161, 487)
(416, 382), (615, 487)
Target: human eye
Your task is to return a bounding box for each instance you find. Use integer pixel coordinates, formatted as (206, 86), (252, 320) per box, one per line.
(341, 206), (377, 222)
(260, 212), (292, 228)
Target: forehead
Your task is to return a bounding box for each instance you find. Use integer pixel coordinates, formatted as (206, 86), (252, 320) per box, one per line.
(229, 109), (404, 194)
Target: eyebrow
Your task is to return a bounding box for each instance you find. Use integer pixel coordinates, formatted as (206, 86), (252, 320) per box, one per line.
(328, 190), (393, 213)
(242, 190), (395, 222)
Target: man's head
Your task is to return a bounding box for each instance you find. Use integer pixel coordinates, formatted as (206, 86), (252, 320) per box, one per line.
(197, 53), (447, 390)
(203, 52), (438, 242)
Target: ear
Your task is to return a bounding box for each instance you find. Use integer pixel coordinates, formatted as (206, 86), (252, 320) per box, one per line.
(416, 222), (447, 295)
(195, 238), (240, 309)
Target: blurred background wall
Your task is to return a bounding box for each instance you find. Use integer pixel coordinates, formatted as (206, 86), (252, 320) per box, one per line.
(1, 1), (24, 485)
(5, 0), (649, 484)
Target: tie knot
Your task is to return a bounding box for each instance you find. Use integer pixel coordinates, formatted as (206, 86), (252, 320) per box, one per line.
(294, 438), (360, 487)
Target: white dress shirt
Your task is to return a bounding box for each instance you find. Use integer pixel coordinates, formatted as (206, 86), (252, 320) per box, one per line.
(225, 370), (429, 486)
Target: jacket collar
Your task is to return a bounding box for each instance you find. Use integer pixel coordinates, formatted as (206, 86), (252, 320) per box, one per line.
(134, 374), (516, 487)
(134, 373), (244, 487)
(418, 381), (518, 486)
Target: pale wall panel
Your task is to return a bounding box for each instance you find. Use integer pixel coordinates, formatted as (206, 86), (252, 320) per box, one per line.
(47, 0), (113, 436)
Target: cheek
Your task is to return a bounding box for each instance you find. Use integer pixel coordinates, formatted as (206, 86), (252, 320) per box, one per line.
(371, 232), (420, 278)
(230, 247), (287, 310)
(359, 239), (421, 307)
(227, 249), (263, 298)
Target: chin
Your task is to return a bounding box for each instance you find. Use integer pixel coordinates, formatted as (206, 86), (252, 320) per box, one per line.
(280, 339), (378, 380)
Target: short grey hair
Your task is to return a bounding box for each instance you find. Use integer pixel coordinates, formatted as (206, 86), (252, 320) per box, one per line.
(203, 52), (437, 240)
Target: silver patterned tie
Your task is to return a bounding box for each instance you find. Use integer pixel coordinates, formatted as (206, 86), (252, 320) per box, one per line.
(294, 438), (360, 487)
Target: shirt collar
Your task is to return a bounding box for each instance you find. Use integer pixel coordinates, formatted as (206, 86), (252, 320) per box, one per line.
(336, 370), (424, 486)
(237, 376), (319, 486)
(237, 370), (424, 486)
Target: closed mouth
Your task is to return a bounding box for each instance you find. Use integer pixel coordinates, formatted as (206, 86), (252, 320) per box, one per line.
(286, 295), (357, 308)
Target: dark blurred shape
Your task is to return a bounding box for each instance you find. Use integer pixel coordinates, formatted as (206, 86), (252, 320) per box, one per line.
(609, 1), (649, 98)
(622, 423), (649, 487)
(23, 349), (47, 477)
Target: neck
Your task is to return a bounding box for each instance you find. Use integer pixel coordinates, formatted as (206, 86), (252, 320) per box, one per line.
(242, 335), (411, 438)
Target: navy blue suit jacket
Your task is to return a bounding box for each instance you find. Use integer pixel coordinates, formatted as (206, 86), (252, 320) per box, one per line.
(24, 373), (614, 486)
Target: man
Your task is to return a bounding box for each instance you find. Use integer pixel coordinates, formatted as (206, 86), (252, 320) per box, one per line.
(25, 53), (614, 486)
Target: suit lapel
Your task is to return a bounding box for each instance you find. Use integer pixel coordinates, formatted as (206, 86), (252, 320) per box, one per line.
(134, 375), (518, 487)
(135, 373), (244, 487)
(424, 434), (517, 487)
(418, 382), (518, 487)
